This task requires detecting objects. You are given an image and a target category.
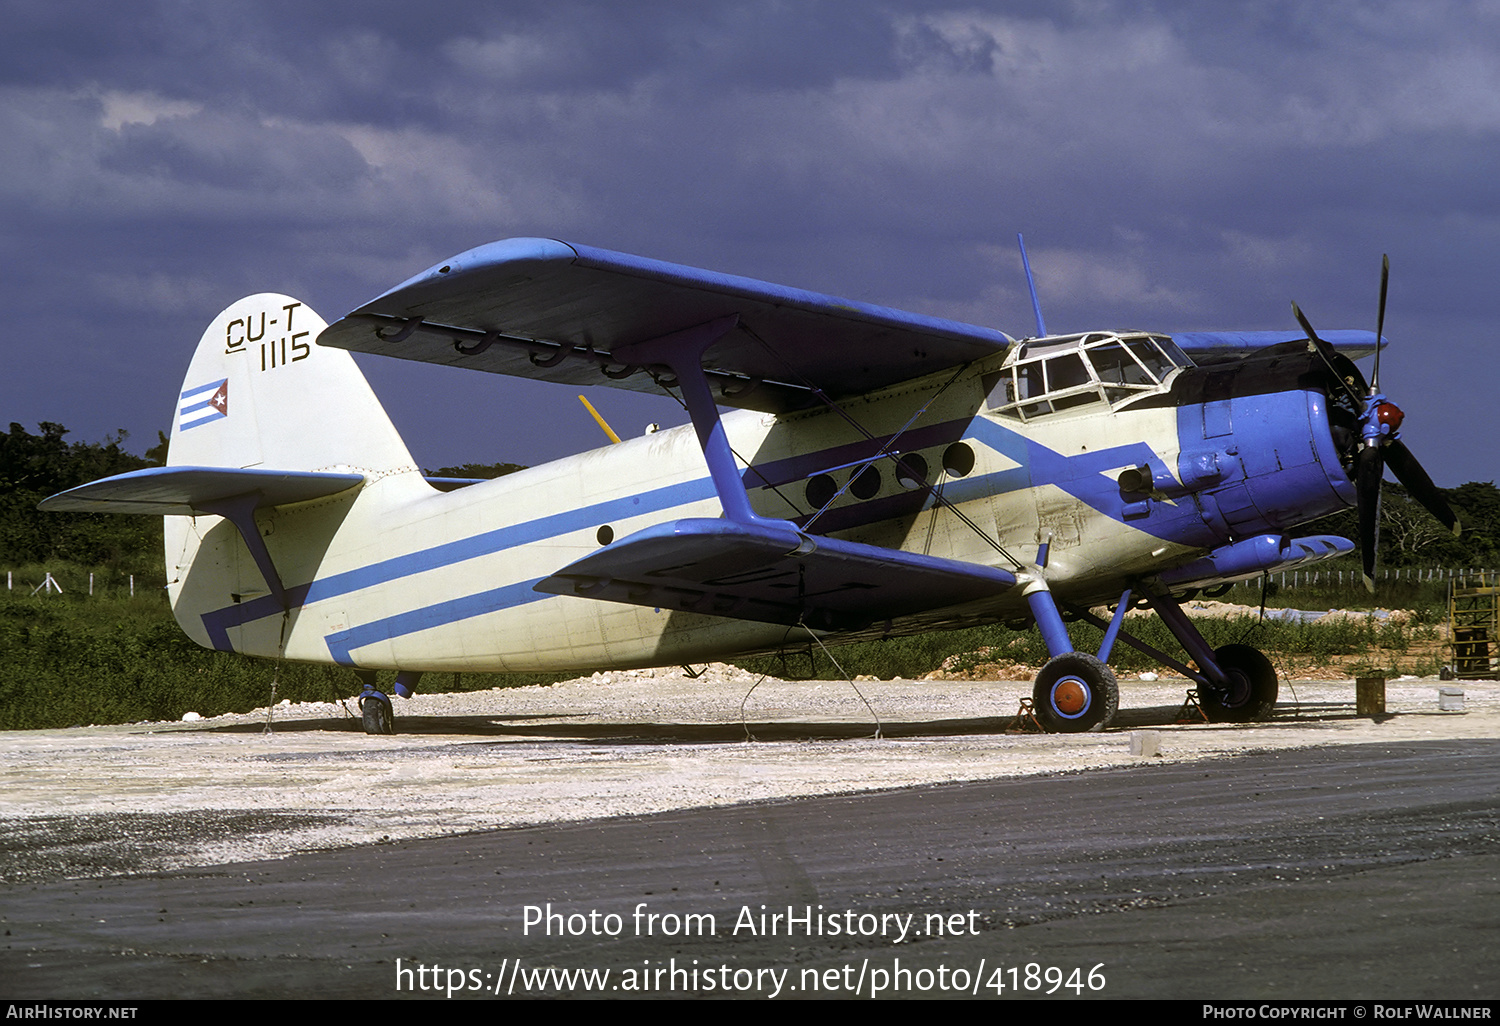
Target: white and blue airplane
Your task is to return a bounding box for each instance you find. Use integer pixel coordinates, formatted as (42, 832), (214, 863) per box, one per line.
(42, 239), (1457, 735)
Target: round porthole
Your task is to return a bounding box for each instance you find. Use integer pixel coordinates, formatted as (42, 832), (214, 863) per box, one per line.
(597, 525), (614, 545)
(895, 453), (928, 489)
(942, 442), (975, 477)
(806, 474), (837, 509)
(849, 465), (881, 499)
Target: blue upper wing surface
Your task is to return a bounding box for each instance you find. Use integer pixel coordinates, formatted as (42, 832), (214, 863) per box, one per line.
(317, 238), (1012, 412)
(1174, 330), (1382, 364)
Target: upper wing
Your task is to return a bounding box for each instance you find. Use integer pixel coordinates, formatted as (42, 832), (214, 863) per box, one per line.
(317, 238), (1012, 413)
(1174, 330), (1382, 365)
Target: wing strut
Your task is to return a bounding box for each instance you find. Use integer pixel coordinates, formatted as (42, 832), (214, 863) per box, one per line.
(615, 315), (797, 530)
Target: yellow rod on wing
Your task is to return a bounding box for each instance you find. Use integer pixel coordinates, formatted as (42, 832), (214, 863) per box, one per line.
(578, 395), (623, 444)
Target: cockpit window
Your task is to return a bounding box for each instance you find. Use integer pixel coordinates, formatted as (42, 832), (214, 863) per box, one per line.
(1125, 337), (1175, 380)
(1090, 342), (1155, 385)
(988, 331), (1190, 422)
(1045, 353), (1090, 391)
(1015, 360), (1044, 402)
(1151, 335), (1191, 368)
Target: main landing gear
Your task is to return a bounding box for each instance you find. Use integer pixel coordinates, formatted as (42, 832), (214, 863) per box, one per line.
(1032, 652), (1119, 733)
(355, 670), (423, 735)
(361, 691), (394, 735)
(1198, 644), (1278, 722)
(1020, 553), (1278, 732)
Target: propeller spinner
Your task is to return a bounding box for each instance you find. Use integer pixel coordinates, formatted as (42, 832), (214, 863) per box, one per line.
(1293, 256), (1460, 592)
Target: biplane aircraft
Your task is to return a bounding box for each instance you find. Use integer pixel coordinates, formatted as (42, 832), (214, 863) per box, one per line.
(42, 238), (1458, 735)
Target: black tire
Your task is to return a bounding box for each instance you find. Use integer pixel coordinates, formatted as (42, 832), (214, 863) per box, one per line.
(361, 694), (395, 735)
(1201, 644), (1278, 722)
(1032, 652), (1118, 733)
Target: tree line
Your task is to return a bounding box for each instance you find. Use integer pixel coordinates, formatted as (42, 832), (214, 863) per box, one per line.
(0, 422), (529, 581)
(0, 422), (166, 577)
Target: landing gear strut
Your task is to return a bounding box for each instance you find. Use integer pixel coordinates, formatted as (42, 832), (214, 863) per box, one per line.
(1020, 551), (1121, 732)
(1021, 576), (1282, 732)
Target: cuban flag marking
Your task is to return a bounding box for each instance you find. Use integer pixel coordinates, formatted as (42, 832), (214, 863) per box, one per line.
(179, 378), (229, 431)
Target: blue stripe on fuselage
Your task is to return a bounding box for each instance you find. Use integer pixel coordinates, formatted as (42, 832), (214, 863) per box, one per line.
(323, 578), (548, 666)
(198, 476), (717, 653)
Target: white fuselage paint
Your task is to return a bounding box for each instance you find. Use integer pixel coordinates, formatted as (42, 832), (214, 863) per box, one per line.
(166, 353), (1205, 674)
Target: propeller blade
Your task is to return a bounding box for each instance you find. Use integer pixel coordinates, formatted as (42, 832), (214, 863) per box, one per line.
(1373, 254), (1389, 393)
(1292, 300), (1365, 407)
(1357, 444), (1384, 592)
(1385, 439), (1462, 537)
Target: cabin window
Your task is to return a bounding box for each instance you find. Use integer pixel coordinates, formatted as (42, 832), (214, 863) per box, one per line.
(1015, 360), (1044, 401)
(896, 452), (928, 489)
(806, 473), (837, 510)
(943, 442), (975, 477)
(849, 464), (881, 499)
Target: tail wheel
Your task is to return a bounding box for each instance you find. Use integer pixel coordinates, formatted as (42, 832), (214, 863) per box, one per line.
(1032, 652), (1118, 733)
(1201, 644), (1278, 722)
(361, 693), (395, 735)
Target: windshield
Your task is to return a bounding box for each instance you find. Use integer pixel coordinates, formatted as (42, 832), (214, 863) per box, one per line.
(989, 332), (1188, 421)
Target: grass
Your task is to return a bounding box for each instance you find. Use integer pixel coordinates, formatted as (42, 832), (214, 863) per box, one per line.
(0, 583), (568, 731)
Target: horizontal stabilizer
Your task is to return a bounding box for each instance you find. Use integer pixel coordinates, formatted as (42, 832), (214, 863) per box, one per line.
(38, 465), (365, 516)
(535, 518), (1016, 631)
(1157, 534), (1354, 591)
(319, 238), (1012, 413)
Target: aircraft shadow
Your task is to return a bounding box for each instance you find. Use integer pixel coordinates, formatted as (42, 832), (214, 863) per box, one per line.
(194, 701), (1372, 742)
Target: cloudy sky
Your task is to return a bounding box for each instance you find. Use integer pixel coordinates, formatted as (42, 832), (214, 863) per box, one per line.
(5, 1), (1498, 486)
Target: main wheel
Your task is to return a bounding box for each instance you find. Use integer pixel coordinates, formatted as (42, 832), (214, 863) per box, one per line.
(1032, 652), (1118, 733)
(1200, 644), (1278, 722)
(361, 693), (395, 735)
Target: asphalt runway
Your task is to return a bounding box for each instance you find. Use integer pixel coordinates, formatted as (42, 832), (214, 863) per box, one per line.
(3, 738), (1496, 1001)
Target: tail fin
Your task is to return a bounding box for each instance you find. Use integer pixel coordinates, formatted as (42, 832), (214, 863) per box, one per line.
(168, 293), (416, 474)
(161, 295), (418, 652)
(42, 295), (420, 655)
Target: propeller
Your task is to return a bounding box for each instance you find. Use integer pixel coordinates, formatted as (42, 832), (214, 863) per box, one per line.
(1293, 256), (1460, 592)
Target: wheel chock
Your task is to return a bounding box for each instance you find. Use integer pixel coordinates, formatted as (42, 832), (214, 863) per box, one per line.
(1176, 688), (1210, 724)
(1010, 696), (1046, 733)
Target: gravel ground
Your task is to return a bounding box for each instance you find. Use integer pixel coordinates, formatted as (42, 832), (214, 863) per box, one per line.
(0, 666), (1494, 883)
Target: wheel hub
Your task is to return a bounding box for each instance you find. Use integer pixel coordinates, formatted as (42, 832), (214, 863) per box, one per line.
(1222, 668), (1252, 707)
(1051, 677), (1091, 716)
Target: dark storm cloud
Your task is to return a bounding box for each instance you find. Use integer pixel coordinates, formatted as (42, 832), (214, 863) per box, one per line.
(3, 0), (1498, 484)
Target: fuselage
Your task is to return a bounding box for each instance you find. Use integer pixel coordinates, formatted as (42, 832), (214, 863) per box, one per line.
(166, 331), (1356, 674)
